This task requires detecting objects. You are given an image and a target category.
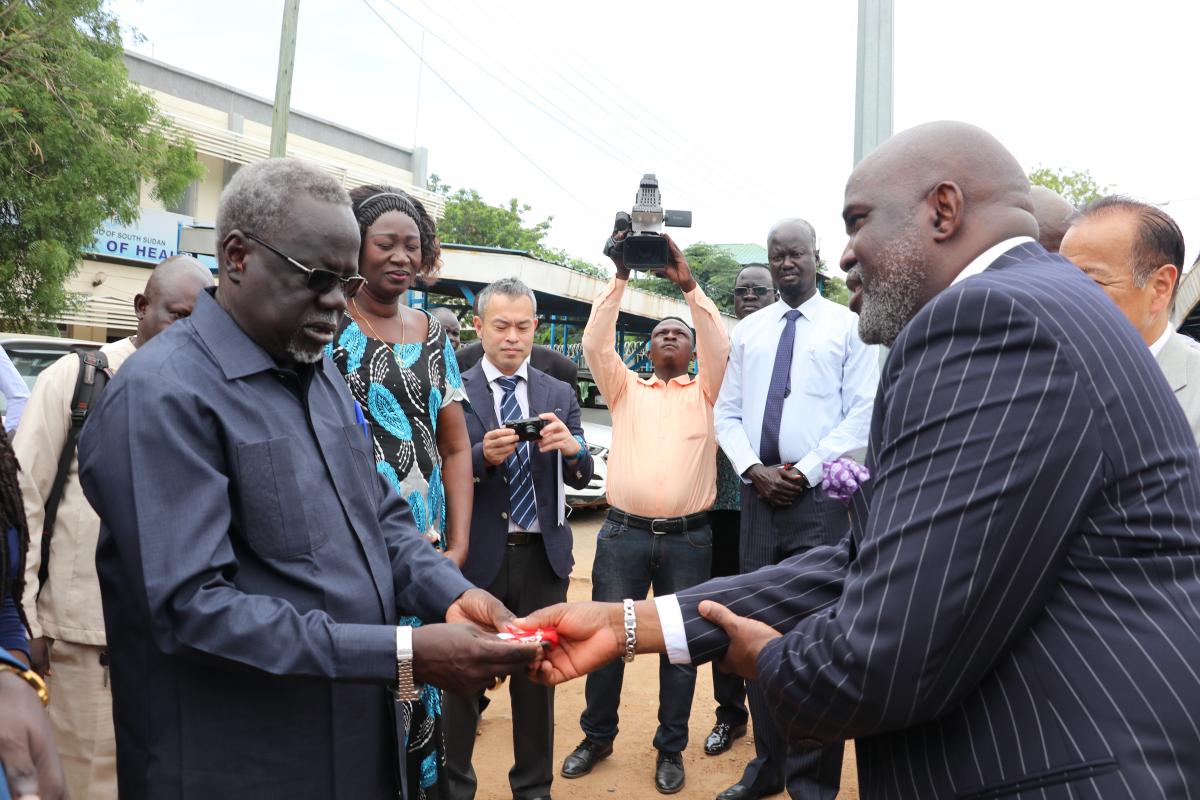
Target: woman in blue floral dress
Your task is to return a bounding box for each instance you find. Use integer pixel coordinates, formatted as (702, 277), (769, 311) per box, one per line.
(329, 185), (471, 799)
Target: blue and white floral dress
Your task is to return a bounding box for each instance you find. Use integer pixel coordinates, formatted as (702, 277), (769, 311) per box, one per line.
(328, 310), (464, 798)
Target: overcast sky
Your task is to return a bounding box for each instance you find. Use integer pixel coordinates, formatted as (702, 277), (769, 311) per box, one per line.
(109, 0), (1200, 272)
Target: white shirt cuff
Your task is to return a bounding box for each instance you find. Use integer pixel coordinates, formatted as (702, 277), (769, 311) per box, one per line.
(654, 595), (693, 665)
(797, 453), (825, 487)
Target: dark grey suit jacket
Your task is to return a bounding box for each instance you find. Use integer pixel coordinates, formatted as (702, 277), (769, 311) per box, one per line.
(78, 290), (473, 800)
(676, 243), (1200, 798)
(460, 360), (593, 588)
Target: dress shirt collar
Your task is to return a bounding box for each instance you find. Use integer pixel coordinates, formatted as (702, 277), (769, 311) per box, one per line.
(192, 288), (281, 381)
(950, 236), (1036, 286)
(1149, 323), (1174, 357)
(481, 354), (530, 385)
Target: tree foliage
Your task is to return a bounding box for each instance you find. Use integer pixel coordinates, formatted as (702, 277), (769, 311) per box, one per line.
(1028, 166), (1107, 208)
(427, 175), (607, 279)
(0, 0), (204, 330)
(630, 243), (743, 314)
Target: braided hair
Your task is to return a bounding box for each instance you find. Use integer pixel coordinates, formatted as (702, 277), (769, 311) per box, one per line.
(348, 185), (442, 282)
(0, 432), (30, 633)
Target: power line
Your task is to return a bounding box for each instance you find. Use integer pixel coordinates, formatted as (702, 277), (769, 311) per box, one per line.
(374, 0), (649, 186)
(451, 0), (802, 213)
(409, 0), (791, 216)
(359, 0), (604, 219)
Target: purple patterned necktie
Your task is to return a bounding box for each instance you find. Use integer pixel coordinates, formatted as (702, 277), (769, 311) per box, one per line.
(758, 308), (802, 467)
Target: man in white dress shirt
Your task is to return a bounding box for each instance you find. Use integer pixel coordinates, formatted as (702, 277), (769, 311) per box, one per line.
(1060, 196), (1200, 443)
(711, 219), (877, 800)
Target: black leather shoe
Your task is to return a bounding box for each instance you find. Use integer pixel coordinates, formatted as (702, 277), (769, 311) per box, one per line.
(704, 721), (747, 755)
(715, 782), (783, 800)
(655, 750), (685, 794)
(561, 738), (612, 778)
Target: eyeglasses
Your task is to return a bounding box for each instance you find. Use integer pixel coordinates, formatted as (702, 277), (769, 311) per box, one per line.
(243, 232), (366, 298)
(733, 286), (773, 298)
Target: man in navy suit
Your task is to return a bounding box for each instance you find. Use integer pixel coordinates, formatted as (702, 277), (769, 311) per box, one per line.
(443, 277), (593, 800)
(522, 122), (1200, 799)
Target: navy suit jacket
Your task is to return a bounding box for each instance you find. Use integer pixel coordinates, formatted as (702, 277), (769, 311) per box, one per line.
(460, 360), (593, 588)
(77, 291), (473, 800)
(676, 243), (1200, 799)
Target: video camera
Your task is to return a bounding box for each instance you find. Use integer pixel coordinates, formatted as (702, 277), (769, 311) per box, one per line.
(604, 174), (692, 271)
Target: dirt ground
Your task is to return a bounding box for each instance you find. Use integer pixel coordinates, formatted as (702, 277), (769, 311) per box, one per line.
(470, 508), (859, 800)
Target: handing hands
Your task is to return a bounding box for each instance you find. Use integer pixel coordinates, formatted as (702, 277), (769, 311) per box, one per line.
(516, 602), (626, 686)
(413, 589), (536, 695)
(746, 464), (808, 507)
(446, 588), (517, 632)
(659, 234), (697, 293)
(412, 624), (541, 696)
(698, 601), (782, 681)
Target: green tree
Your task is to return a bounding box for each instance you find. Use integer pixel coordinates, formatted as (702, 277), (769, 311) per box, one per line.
(1028, 166), (1107, 207)
(0, 0), (204, 330)
(630, 243), (744, 313)
(427, 175), (608, 279)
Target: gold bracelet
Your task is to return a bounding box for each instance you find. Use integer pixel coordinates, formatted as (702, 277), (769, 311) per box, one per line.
(0, 663), (49, 707)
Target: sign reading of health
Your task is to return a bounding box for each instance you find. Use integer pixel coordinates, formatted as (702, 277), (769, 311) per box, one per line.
(88, 208), (196, 265)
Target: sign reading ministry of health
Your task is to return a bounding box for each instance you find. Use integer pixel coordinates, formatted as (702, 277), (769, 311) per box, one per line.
(87, 207), (196, 265)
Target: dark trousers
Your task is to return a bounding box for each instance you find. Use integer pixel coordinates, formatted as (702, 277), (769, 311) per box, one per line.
(738, 484), (847, 799)
(708, 509), (749, 728)
(443, 541), (568, 800)
(580, 513), (712, 753)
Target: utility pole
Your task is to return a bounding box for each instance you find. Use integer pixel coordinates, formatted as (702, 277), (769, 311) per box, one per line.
(853, 0), (893, 165)
(269, 0), (300, 158)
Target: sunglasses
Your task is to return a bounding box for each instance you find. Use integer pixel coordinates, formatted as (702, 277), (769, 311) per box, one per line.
(733, 286), (773, 298)
(243, 232), (366, 298)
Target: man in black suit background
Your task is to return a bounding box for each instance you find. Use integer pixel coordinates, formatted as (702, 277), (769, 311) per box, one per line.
(443, 277), (593, 800)
(456, 331), (579, 390)
(522, 122), (1200, 799)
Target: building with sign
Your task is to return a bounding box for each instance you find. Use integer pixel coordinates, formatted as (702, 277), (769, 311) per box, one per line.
(59, 51), (436, 341)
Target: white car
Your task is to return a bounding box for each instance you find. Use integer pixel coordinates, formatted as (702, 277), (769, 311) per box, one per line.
(567, 420), (611, 508)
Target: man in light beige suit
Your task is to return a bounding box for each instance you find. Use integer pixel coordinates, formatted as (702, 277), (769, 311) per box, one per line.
(15, 256), (212, 799)
(1060, 196), (1200, 443)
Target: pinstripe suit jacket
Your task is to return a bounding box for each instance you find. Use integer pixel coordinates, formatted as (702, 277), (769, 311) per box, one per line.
(675, 242), (1200, 799)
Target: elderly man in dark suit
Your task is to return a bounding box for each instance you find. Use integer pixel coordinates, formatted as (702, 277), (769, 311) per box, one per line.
(522, 122), (1200, 799)
(443, 276), (593, 800)
(76, 158), (541, 800)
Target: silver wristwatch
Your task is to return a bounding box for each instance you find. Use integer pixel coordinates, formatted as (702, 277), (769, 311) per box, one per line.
(622, 599), (637, 663)
(395, 625), (419, 701)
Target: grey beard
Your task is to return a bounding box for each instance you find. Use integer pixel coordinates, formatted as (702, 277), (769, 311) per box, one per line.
(286, 311), (339, 364)
(857, 230), (925, 347)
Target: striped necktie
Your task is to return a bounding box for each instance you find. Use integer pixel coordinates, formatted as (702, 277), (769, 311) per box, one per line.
(758, 308), (802, 467)
(495, 376), (538, 530)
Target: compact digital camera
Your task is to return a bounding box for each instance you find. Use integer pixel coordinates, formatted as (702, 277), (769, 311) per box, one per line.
(505, 417), (548, 442)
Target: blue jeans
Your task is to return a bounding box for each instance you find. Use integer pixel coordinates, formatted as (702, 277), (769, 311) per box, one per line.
(580, 515), (712, 753)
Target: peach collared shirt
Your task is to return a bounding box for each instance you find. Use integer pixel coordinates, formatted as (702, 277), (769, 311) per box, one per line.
(582, 278), (730, 518)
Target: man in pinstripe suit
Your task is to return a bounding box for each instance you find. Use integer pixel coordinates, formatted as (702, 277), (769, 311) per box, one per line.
(522, 121), (1200, 799)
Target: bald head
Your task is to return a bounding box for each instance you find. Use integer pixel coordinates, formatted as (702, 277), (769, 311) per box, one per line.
(840, 121), (1038, 345)
(767, 218), (819, 305)
(135, 255), (215, 345)
(1029, 186), (1077, 253)
(430, 306), (462, 349)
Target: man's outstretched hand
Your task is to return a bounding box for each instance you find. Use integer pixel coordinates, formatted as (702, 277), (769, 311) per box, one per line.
(446, 587), (517, 632)
(412, 623), (542, 696)
(516, 602), (626, 686)
(698, 600), (782, 680)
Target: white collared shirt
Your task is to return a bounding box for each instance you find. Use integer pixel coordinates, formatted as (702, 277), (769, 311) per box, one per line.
(714, 294), (879, 486)
(480, 355), (540, 533)
(951, 236), (1036, 286)
(1150, 324), (1174, 358)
